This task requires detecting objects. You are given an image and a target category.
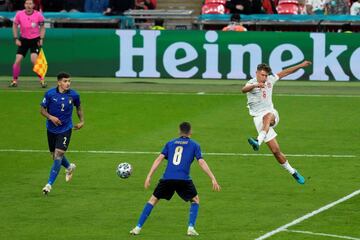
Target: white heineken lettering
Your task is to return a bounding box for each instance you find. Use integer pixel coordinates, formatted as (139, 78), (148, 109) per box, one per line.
(116, 30), (359, 81)
(269, 44), (305, 80)
(310, 33), (349, 81)
(350, 47), (360, 80)
(116, 30), (160, 77)
(163, 42), (198, 78)
(227, 44), (262, 79)
(202, 31), (221, 79)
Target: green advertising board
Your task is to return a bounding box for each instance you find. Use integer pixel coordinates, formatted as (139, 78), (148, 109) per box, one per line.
(1, 29), (359, 80)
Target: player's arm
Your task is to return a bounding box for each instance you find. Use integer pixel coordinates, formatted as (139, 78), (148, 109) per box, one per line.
(276, 60), (312, 79)
(144, 154), (165, 189)
(74, 105), (84, 130)
(40, 106), (61, 126)
(198, 159), (221, 191)
(241, 82), (264, 93)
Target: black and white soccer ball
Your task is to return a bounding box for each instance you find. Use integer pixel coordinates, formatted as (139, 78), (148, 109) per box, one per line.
(116, 162), (132, 179)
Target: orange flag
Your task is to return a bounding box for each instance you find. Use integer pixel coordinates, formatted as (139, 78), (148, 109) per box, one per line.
(33, 48), (48, 79)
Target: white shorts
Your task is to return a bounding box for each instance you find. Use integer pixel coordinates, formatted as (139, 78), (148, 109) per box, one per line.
(253, 109), (280, 143)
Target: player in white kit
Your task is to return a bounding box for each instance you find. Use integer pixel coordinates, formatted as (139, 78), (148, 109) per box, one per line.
(242, 61), (311, 184)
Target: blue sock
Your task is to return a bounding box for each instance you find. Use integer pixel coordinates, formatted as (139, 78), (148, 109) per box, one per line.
(136, 202), (154, 228)
(61, 156), (70, 169)
(188, 203), (199, 227)
(47, 159), (61, 185)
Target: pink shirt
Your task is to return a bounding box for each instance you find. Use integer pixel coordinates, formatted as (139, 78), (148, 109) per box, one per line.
(14, 10), (44, 40)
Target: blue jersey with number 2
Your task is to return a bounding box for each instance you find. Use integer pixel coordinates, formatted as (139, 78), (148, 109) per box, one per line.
(161, 136), (203, 180)
(40, 87), (80, 134)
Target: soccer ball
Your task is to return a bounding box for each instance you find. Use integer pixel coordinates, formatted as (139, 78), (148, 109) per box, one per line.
(116, 162), (132, 179)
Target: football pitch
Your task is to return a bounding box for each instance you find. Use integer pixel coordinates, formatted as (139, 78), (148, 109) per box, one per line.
(0, 77), (359, 240)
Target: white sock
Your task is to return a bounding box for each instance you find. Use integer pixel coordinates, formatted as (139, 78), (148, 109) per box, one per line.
(257, 130), (267, 145)
(281, 161), (296, 175)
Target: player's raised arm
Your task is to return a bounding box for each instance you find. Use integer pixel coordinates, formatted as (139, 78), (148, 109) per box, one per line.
(276, 60), (312, 79)
(144, 154), (165, 189)
(198, 159), (221, 191)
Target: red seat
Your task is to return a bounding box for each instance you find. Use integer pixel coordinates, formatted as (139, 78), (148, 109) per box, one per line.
(205, 0), (227, 5)
(277, 0), (299, 14)
(201, 3), (226, 14)
(278, 0), (298, 4)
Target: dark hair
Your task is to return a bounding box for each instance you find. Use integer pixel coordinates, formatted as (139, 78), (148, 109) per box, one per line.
(179, 122), (191, 135)
(57, 72), (71, 81)
(257, 63), (272, 74)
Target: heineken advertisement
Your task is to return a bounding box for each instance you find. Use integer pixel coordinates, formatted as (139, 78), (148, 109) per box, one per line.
(1, 29), (359, 80)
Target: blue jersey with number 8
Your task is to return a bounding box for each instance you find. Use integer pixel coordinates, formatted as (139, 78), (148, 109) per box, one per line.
(161, 136), (203, 180)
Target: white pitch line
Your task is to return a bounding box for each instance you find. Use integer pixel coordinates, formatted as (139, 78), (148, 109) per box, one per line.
(255, 189), (360, 240)
(2, 90), (360, 98)
(0, 149), (356, 158)
(283, 229), (360, 240)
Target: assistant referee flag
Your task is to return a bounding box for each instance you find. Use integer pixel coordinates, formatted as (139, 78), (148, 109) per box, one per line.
(33, 48), (48, 79)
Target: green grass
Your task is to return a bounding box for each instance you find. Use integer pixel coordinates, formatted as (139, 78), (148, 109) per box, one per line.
(0, 77), (359, 240)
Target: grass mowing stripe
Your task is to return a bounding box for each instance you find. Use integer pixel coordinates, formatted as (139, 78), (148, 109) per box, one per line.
(255, 189), (360, 240)
(0, 149), (356, 158)
(283, 229), (360, 240)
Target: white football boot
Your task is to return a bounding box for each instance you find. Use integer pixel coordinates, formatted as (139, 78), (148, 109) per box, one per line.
(187, 227), (199, 236)
(130, 226), (141, 235)
(42, 184), (52, 195)
(65, 163), (76, 182)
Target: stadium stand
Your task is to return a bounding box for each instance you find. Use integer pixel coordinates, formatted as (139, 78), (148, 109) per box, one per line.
(0, 0), (360, 31)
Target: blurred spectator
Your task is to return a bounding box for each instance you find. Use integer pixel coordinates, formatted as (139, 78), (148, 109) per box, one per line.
(0, 0), (11, 11)
(325, 0), (349, 14)
(298, 0), (308, 13)
(252, 0), (263, 13)
(306, 0), (326, 14)
(135, 0), (156, 10)
(350, 0), (360, 14)
(84, 0), (109, 12)
(225, 0), (252, 14)
(61, 0), (84, 12)
(10, 0), (41, 10)
(103, 0), (134, 15)
(42, 0), (63, 12)
(222, 13), (247, 31)
(262, 0), (278, 13)
(151, 18), (165, 30)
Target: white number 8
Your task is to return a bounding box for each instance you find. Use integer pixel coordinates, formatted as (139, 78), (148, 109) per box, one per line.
(172, 146), (183, 165)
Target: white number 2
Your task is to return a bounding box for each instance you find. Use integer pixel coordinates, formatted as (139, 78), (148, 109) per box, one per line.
(63, 137), (67, 145)
(61, 103), (65, 112)
(172, 146), (183, 165)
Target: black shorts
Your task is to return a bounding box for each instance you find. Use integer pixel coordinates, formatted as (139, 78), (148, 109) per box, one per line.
(47, 129), (72, 152)
(153, 179), (198, 202)
(17, 37), (41, 57)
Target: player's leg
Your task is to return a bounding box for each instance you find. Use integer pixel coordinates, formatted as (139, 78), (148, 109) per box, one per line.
(258, 112), (275, 145)
(266, 138), (305, 184)
(131, 180), (173, 235)
(248, 111), (277, 151)
(130, 195), (159, 235)
(58, 129), (75, 182)
(42, 131), (56, 194)
(187, 195), (200, 236)
(176, 180), (200, 236)
(10, 54), (23, 87)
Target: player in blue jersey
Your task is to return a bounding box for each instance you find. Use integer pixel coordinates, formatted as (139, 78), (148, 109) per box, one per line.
(40, 72), (84, 195)
(130, 122), (221, 236)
